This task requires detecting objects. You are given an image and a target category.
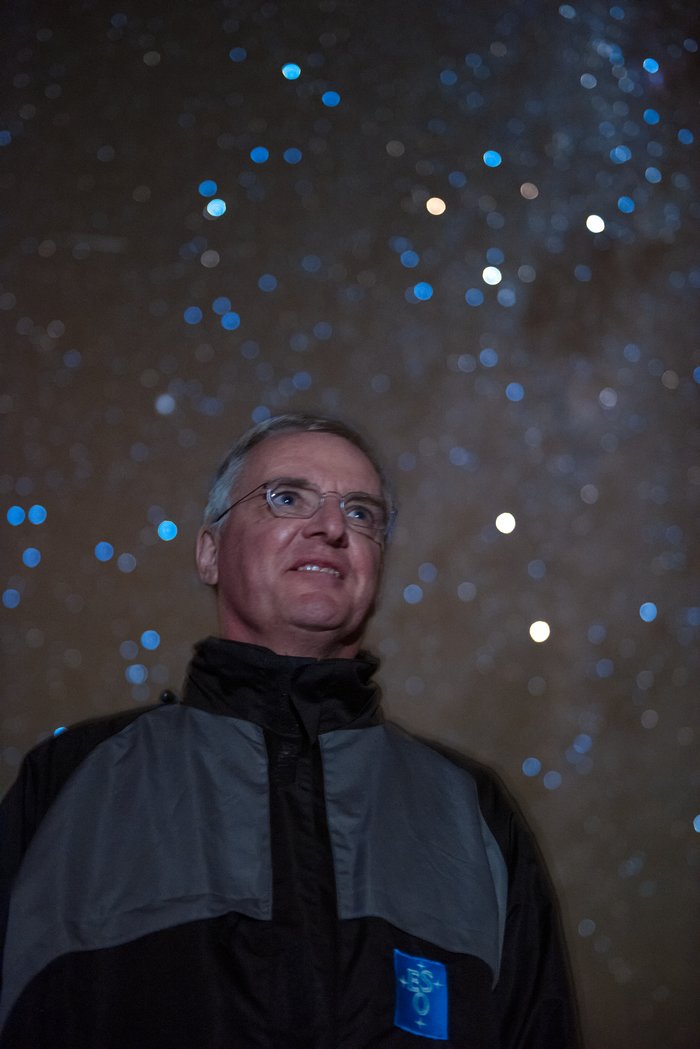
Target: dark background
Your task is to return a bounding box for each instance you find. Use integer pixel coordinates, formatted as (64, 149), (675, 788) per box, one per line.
(1, 1), (698, 1045)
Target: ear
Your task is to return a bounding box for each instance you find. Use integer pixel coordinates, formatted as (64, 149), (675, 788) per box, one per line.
(195, 526), (219, 587)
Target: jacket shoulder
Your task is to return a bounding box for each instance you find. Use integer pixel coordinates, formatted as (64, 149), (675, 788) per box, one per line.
(1, 704), (162, 861)
(382, 725), (533, 871)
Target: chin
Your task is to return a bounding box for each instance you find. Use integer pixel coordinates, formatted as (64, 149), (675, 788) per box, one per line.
(289, 603), (366, 641)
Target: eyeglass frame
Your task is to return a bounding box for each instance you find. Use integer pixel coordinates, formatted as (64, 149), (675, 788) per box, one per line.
(210, 476), (397, 544)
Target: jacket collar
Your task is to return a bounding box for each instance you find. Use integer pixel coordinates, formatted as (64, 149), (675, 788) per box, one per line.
(182, 636), (383, 742)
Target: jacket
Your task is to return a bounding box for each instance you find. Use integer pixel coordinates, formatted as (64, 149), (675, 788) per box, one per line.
(0, 637), (579, 1048)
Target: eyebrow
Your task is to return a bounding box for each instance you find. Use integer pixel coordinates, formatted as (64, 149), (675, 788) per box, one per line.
(272, 476), (313, 488)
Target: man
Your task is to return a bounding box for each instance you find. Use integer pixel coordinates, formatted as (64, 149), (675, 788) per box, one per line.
(0, 413), (579, 1048)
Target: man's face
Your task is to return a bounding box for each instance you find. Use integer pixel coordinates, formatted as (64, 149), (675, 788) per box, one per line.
(196, 431), (385, 659)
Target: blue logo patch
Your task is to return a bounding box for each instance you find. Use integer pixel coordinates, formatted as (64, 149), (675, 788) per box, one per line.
(393, 949), (448, 1040)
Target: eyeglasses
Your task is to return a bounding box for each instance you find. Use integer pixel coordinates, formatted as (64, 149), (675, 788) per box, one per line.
(212, 477), (396, 544)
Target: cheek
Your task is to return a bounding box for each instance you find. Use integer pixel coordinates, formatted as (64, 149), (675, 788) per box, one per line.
(238, 521), (301, 584)
(357, 548), (383, 591)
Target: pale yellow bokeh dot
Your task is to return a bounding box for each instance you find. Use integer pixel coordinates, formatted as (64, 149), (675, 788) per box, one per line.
(482, 266), (502, 285)
(495, 512), (516, 534)
(426, 196), (446, 215)
(520, 182), (539, 199)
(529, 621), (551, 643)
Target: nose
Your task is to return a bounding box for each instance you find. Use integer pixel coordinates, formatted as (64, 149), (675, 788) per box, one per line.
(301, 492), (348, 545)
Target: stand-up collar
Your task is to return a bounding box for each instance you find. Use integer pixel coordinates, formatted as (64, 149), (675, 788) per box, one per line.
(182, 636), (383, 742)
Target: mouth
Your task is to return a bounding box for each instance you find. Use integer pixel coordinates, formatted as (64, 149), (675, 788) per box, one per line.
(292, 562), (343, 579)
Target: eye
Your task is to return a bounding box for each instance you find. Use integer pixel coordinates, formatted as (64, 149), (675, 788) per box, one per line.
(344, 499), (379, 528)
(269, 486), (303, 509)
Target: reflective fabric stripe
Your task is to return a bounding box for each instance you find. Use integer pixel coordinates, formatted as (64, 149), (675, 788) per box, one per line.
(320, 725), (507, 984)
(0, 707), (271, 1030)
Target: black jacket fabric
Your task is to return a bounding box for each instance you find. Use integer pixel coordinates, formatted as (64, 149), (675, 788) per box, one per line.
(0, 637), (579, 1048)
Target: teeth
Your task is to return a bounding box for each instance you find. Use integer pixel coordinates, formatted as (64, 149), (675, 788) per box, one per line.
(296, 564), (340, 576)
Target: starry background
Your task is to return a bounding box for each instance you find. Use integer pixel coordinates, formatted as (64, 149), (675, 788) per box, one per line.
(1, 0), (699, 1045)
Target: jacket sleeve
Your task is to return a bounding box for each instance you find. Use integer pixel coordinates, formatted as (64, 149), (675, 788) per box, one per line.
(472, 762), (581, 1049)
(0, 751), (44, 1002)
(422, 740), (581, 1048)
(0, 706), (157, 998)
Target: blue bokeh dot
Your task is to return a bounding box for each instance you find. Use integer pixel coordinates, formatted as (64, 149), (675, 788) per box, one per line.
(321, 90), (341, 107)
(183, 306), (202, 325)
(2, 589), (20, 608)
(522, 757), (541, 777)
(125, 664), (148, 685)
(301, 254), (321, 273)
(479, 348), (499, 367)
(141, 629), (161, 650)
(643, 109), (660, 125)
(642, 57), (659, 73)
(258, 274), (278, 292)
(28, 504), (47, 524)
(221, 311), (241, 331)
(251, 405), (271, 424)
(617, 196), (635, 213)
(206, 199), (227, 217)
(610, 144), (632, 164)
(639, 602), (657, 622)
(282, 63), (301, 80)
(574, 734), (593, 754)
(250, 146), (269, 163)
(543, 770), (562, 790)
(198, 179), (217, 197)
(117, 553), (137, 573)
(283, 147), (302, 164)
(7, 505), (25, 526)
(22, 547), (41, 568)
(418, 562), (437, 583)
(157, 521), (178, 541)
(588, 623), (606, 644)
(292, 371), (312, 390)
(120, 640), (138, 660)
(403, 584), (423, 604)
(465, 288), (484, 306)
(483, 150), (502, 167)
(505, 382), (524, 402)
(212, 296), (231, 315)
(94, 541), (114, 562)
(413, 282), (433, 301)
(229, 47), (247, 62)
(528, 559), (546, 580)
(400, 250), (419, 268)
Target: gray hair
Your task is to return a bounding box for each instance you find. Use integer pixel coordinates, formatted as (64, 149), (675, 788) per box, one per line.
(203, 412), (396, 533)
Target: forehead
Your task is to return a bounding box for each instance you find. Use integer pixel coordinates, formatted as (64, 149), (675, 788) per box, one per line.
(238, 431), (382, 494)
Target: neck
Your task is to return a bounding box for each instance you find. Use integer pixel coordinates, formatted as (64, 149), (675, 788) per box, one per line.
(216, 619), (363, 661)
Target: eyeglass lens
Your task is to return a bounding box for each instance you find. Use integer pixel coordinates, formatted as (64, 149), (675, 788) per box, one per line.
(266, 481), (386, 534)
